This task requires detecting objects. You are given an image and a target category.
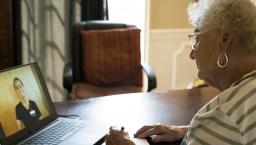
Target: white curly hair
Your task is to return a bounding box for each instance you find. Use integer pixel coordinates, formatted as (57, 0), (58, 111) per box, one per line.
(188, 0), (256, 54)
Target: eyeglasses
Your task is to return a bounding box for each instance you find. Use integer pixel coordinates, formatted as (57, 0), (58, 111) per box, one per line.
(187, 29), (214, 51)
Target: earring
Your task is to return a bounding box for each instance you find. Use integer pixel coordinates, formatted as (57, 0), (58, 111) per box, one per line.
(217, 52), (229, 68)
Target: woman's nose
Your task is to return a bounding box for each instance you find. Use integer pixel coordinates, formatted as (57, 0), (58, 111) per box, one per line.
(189, 50), (195, 60)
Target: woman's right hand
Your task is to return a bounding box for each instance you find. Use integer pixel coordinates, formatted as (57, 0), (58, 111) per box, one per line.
(105, 127), (135, 145)
(134, 124), (188, 143)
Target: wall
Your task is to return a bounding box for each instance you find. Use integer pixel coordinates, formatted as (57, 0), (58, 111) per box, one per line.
(149, 0), (197, 91)
(150, 0), (192, 29)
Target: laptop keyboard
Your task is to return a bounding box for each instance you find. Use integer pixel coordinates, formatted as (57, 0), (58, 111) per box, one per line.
(20, 120), (86, 145)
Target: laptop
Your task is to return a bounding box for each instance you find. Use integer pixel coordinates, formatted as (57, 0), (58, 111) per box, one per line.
(0, 62), (149, 145)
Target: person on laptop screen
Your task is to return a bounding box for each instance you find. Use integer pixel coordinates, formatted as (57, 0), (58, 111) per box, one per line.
(13, 77), (42, 129)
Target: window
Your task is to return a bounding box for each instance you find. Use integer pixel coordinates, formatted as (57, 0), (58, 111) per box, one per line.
(108, 0), (147, 60)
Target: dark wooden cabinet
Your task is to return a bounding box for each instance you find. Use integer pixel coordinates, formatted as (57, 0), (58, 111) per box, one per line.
(0, 0), (14, 70)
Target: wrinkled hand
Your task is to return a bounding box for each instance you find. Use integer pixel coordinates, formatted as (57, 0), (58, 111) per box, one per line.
(106, 127), (135, 145)
(134, 124), (188, 143)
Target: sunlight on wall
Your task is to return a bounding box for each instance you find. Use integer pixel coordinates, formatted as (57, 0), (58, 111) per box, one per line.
(20, 0), (78, 101)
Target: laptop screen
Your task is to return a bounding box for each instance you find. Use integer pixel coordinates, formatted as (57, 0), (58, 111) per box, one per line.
(0, 63), (57, 144)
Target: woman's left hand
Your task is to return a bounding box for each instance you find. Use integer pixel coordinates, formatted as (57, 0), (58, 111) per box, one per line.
(134, 124), (188, 143)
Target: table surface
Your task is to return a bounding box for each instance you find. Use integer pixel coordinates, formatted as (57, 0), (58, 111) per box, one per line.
(55, 87), (220, 145)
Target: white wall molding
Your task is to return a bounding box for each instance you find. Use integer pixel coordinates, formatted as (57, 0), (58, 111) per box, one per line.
(149, 29), (198, 91)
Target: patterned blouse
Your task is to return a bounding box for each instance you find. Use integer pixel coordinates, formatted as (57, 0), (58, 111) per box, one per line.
(182, 70), (256, 145)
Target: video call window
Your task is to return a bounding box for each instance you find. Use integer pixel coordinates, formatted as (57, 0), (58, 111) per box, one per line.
(0, 65), (51, 138)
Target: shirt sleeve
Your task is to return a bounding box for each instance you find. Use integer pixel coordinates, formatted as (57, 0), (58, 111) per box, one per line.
(186, 110), (242, 145)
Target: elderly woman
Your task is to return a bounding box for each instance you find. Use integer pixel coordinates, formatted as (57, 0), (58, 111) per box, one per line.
(106, 0), (256, 144)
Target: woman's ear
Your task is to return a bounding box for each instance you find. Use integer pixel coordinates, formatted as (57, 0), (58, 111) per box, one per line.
(222, 33), (229, 43)
(222, 30), (235, 52)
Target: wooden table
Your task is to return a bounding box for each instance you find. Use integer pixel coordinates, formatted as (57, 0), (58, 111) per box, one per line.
(55, 87), (220, 145)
